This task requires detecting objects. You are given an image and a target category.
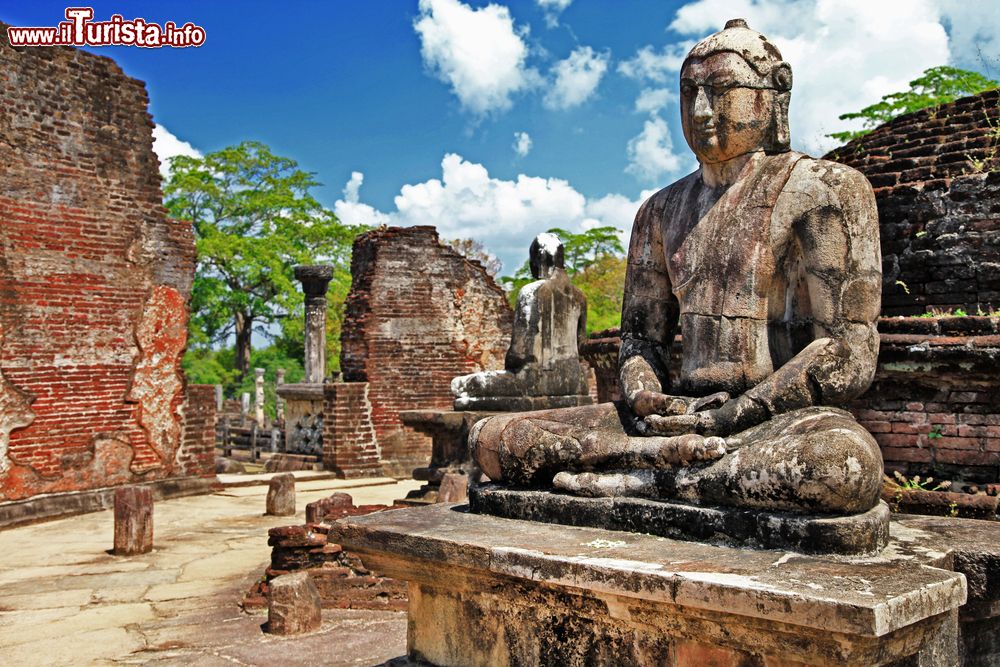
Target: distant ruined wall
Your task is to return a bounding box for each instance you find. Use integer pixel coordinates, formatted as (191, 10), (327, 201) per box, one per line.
(0, 28), (207, 502)
(827, 89), (1000, 315)
(340, 226), (512, 478)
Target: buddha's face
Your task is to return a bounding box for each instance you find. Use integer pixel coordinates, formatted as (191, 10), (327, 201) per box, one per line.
(680, 52), (776, 164)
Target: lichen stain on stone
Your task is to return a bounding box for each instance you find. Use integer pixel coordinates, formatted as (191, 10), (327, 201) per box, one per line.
(126, 285), (188, 473)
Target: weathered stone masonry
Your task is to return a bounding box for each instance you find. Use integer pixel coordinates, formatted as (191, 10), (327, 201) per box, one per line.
(827, 89), (1000, 316)
(339, 226), (512, 478)
(0, 27), (210, 502)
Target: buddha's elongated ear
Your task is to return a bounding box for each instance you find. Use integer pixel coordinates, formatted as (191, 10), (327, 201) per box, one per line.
(768, 62), (792, 152)
(772, 61), (792, 92)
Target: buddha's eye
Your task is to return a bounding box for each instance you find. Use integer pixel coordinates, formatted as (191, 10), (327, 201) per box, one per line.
(680, 82), (696, 98)
(710, 82), (736, 97)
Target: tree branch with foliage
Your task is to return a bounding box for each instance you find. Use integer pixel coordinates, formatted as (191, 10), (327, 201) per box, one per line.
(828, 66), (998, 144)
(164, 141), (359, 380)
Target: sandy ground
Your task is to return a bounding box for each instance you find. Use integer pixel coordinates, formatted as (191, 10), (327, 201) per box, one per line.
(0, 475), (423, 666)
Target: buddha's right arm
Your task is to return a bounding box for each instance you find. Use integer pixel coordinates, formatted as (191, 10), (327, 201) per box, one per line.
(619, 196), (681, 416)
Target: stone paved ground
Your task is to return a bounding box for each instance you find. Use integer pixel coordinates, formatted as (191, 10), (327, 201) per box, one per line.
(0, 476), (421, 666)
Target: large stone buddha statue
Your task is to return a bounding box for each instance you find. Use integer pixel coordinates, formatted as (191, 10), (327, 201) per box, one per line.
(469, 19), (885, 520)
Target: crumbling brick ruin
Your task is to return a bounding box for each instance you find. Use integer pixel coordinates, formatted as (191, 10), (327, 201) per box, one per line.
(0, 29), (212, 507)
(827, 89), (1000, 316)
(339, 226), (512, 478)
(823, 90), (1000, 486)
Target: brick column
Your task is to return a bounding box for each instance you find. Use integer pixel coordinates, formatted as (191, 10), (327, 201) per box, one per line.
(323, 382), (382, 478)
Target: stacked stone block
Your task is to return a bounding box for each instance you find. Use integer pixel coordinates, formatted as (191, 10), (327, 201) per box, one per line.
(178, 384), (218, 478)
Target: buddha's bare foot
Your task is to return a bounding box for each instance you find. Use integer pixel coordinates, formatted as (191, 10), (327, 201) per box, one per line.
(630, 433), (728, 466)
(553, 470), (657, 498)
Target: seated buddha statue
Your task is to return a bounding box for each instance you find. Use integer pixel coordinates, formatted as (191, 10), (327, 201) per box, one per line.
(468, 19), (884, 516)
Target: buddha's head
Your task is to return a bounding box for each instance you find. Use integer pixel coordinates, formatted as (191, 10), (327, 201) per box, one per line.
(529, 232), (565, 280)
(680, 18), (792, 165)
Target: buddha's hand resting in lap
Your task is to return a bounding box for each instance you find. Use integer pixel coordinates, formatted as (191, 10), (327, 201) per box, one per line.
(643, 394), (748, 438)
(630, 390), (729, 418)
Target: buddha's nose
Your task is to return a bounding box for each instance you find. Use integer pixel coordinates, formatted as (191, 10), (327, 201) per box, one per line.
(694, 87), (713, 124)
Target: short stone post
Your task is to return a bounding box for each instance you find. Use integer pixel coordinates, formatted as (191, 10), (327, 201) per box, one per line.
(275, 368), (286, 423)
(293, 265), (334, 384)
(266, 473), (296, 516)
(438, 472), (469, 503)
(267, 571), (322, 635)
(254, 367), (265, 427)
(214, 384), (224, 412)
(113, 486), (153, 555)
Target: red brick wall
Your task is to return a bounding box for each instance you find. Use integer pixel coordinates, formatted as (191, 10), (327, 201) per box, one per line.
(850, 317), (1000, 485)
(340, 226), (512, 478)
(323, 382), (382, 478)
(0, 29), (197, 501)
(826, 90), (1000, 315)
(178, 385), (217, 478)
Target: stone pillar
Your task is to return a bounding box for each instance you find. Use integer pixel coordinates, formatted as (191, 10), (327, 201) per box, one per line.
(214, 384), (224, 412)
(293, 265), (334, 385)
(276, 368), (286, 422)
(254, 367), (266, 427)
(240, 392), (250, 424)
(113, 486), (153, 555)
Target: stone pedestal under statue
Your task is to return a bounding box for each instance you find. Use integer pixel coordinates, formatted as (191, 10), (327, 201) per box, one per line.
(397, 409), (498, 504)
(332, 504), (968, 667)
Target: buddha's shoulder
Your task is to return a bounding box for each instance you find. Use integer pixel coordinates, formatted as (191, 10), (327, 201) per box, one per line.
(635, 170), (701, 221)
(784, 154), (875, 204)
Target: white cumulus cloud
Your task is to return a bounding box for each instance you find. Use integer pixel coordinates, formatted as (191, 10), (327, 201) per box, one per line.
(151, 124), (201, 178)
(618, 43), (690, 83)
(333, 171), (391, 229)
(634, 87), (676, 114)
(537, 0), (574, 28)
(414, 0), (538, 116)
(544, 46), (611, 110)
(626, 115), (686, 183)
(333, 155), (648, 271)
(513, 131), (533, 157)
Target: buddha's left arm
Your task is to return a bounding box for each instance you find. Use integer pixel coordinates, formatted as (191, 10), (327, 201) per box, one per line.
(723, 162), (882, 433)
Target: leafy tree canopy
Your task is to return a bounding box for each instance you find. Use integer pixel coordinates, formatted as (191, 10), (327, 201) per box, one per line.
(828, 66), (998, 144)
(447, 237), (503, 276)
(164, 141), (360, 380)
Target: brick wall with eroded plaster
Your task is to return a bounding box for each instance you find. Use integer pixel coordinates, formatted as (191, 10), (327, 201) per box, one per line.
(0, 27), (210, 502)
(339, 226), (512, 478)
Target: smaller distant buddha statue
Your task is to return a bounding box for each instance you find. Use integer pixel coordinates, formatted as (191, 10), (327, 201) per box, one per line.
(451, 233), (592, 411)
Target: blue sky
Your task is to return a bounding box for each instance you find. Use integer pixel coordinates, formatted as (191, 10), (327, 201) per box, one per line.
(3, 1), (999, 273)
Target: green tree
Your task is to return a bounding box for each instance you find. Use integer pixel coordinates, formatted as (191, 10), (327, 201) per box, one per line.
(447, 237), (503, 276)
(500, 226), (626, 333)
(164, 141), (359, 380)
(828, 66), (998, 144)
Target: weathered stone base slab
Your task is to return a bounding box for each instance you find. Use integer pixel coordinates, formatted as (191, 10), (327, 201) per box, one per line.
(332, 505), (965, 667)
(453, 394), (593, 411)
(470, 484), (890, 555)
